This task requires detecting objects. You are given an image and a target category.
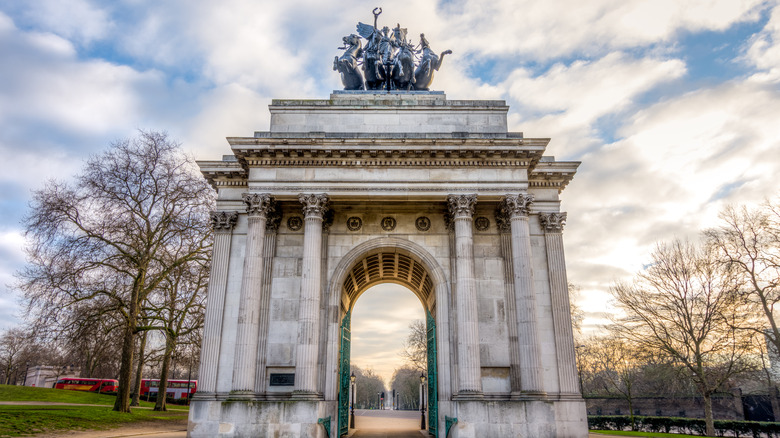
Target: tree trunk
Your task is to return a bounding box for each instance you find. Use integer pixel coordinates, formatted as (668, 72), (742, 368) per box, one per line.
(628, 397), (635, 431)
(113, 284), (141, 413)
(154, 331), (176, 412)
(703, 392), (715, 436)
(131, 330), (147, 407)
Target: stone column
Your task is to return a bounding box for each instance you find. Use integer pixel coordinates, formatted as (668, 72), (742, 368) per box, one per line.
(293, 193), (329, 398)
(503, 193), (545, 395)
(540, 212), (580, 395)
(196, 211), (238, 396)
(253, 211), (281, 396)
(495, 208), (523, 396)
(231, 193), (276, 397)
(447, 194), (483, 397)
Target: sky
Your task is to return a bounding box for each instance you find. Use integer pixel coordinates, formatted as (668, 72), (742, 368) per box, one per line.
(1, 0), (780, 382)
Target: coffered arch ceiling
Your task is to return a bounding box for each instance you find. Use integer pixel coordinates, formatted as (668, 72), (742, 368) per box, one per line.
(343, 250), (434, 308)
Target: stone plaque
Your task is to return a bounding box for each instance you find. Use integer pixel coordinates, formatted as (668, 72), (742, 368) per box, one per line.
(269, 373), (295, 386)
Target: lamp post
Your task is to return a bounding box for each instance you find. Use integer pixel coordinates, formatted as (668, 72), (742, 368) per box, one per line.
(420, 372), (427, 430)
(350, 372), (356, 429)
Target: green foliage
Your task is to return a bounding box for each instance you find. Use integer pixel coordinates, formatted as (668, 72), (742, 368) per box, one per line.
(589, 415), (780, 437)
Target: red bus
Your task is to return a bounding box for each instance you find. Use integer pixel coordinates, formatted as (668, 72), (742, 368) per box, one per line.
(140, 379), (197, 400)
(54, 378), (118, 394)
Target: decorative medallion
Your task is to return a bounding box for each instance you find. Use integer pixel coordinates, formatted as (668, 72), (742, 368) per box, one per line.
(287, 216), (303, 231)
(347, 216), (363, 231)
(381, 216), (397, 231)
(475, 216), (490, 231)
(415, 216), (431, 232)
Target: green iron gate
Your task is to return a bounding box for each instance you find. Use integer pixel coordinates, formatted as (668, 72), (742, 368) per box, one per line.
(426, 309), (438, 437)
(338, 310), (351, 437)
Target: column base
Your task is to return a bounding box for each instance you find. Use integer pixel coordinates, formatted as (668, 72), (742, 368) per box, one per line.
(192, 391), (217, 401)
(510, 390), (548, 401)
(228, 390), (255, 401)
(453, 390), (484, 400)
(290, 390), (322, 401)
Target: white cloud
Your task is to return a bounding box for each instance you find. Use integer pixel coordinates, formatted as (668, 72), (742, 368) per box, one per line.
(439, 0), (767, 59)
(745, 3), (780, 81)
(16, 0), (113, 45)
(502, 52), (686, 160)
(562, 79), (780, 331)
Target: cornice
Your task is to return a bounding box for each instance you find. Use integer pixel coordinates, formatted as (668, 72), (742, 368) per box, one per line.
(529, 160), (580, 193)
(197, 159), (248, 189)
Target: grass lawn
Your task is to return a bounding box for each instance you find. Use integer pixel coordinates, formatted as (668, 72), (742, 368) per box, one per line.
(0, 384), (188, 437)
(591, 431), (702, 437)
(0, 405), (187, 437)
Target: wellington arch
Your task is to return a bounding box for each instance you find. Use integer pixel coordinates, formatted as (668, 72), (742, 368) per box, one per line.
(187, 84), (587, 435)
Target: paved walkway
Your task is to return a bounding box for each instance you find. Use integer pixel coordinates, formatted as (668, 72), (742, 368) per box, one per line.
(9, 405), (608, 437)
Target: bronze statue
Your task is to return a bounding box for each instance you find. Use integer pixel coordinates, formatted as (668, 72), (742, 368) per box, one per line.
(339, 8), (452, 92)
(357, 8), (386, 90)
(413, 34), (451, 91)
(391, 24), (416, 90)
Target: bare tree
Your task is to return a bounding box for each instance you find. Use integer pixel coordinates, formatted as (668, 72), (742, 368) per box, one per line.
(706, 201), (780, 359)
(18, 131), (214, 412)
(399, 319), (426, 373)
(390, 365), (422, 410)
(351, 365), (386, 409)
(147, 257), (208, 411)
(0, 328), (27, 385)
(611, 239), (756, 436)
(581, 334), (643, 429)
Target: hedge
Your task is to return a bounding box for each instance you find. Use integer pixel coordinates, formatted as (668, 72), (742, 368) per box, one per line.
(588, 415), (780, 437)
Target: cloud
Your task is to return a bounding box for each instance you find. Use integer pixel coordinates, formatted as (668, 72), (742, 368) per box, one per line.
(351, 284), (425, 383)
(439, 0), (767, 59)
(502, 52), (686, 157)
(745, 3), (780, 81)
(4, 0), (113, 45)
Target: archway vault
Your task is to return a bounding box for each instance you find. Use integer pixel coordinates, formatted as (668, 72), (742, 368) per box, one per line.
(330, 237), (447, 312)
(343, 251), (434, 306)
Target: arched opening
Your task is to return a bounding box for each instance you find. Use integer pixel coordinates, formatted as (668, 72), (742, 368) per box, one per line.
(330, 239), (444, 437)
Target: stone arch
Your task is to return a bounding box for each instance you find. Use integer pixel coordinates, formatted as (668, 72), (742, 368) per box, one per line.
(324, 237), (453, 402)
(328, 237), (448, 312)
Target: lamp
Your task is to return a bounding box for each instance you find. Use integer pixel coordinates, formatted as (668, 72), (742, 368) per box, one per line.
(350, 372), (356, 428)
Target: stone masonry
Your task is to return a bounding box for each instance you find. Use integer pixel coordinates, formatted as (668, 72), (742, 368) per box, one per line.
(188, 91), (587, 437)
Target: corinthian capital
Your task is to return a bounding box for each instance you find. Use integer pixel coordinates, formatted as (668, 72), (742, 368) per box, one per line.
(447, 194), (477, 219)
(502, 193), (534, 217)
(210, 211), (238, 231)
(299, 193), (329, 219)
(539, 212), (567, 233)
(243, 193), (276, 218)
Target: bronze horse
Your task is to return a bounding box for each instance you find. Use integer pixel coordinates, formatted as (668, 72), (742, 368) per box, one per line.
(390, 25), (416, 90)
(413, 33), (451, 91)
(333, 34), (365, 90)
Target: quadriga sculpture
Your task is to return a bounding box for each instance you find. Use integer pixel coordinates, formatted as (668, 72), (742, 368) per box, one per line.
(413, 33), (451, 91)
(338, 8), (452, 91)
